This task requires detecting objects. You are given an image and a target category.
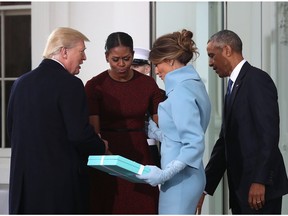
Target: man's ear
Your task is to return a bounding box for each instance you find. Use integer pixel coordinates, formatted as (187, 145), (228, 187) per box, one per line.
(60, 47), (68, 59)
(224, 45), (232, 57)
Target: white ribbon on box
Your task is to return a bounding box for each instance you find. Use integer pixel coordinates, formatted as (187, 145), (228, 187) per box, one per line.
(100, 155), (145, 175)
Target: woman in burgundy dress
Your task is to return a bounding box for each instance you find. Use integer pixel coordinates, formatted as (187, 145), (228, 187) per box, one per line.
(85, 32), (164, 214)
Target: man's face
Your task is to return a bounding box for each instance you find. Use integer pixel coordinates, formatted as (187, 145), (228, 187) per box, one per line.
(64, 40), (87, 75)
(207, 41), (230, 78)
(131, 64), (151, 75)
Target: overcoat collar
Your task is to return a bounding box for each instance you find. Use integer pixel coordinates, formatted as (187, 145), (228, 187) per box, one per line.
(165, 65), (200, 96)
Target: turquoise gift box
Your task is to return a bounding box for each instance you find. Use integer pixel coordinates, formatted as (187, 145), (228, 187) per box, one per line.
(87, 155), (150, 183)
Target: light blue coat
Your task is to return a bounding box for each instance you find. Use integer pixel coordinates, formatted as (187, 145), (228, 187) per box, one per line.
(158, 65), (211, 214)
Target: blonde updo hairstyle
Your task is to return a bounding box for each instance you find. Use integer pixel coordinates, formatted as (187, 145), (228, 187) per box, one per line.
(42, 27), (89, 59)
(149, 29), (199, 65)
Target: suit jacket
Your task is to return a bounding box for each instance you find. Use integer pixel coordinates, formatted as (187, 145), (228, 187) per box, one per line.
(7, 59), (105, 214)
(205, 62), (288, 209)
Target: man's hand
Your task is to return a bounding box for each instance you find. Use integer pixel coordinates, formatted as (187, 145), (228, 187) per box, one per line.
(196, 193), (206, 214)
(102, 139), (111, 154)
(248, 183), (265, 210)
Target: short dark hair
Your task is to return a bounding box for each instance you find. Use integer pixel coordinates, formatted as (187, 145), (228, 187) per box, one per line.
(208, 30), (243, 53)
(105, 32), (133, 53)
(132, 59), (149, 66)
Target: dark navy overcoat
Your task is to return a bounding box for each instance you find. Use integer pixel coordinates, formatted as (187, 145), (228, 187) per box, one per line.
(7, 59), (105, 214)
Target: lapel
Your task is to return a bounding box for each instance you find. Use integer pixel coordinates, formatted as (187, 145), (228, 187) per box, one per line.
(225, 62), (251, 122)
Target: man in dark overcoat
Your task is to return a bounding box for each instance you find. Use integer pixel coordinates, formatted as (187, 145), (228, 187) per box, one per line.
(7, 27), (108, 214)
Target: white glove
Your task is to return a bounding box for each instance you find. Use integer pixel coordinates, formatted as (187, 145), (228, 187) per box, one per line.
(136, 160), (186, 186)
(148, 119), (164, 142)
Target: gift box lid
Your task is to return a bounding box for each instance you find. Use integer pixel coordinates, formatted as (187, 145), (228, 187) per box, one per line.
(87, 155), (150, 183)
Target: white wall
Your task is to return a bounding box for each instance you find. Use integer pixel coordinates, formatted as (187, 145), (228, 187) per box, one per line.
(0, 150), (10, 214)
(32, 2), (150, 85)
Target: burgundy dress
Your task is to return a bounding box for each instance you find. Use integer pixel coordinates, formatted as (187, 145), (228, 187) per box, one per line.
(85, 70), (164, 214)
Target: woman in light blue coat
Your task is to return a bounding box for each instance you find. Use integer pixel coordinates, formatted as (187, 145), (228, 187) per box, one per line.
(136, 29), (211, 214)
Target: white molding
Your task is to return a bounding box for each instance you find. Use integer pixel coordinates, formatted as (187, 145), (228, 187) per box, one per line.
(0, 149), (10, 158)
(0, 149), (11, 184)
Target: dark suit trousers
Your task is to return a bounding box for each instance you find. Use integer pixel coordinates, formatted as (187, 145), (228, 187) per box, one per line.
(232, 197), (282, 214)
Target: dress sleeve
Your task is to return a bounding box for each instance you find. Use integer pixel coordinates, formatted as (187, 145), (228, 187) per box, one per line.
(148, 81), (166, 115)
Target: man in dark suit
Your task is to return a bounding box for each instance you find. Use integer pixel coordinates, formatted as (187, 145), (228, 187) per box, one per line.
(197, 30), (288, 214)
(7, 27), (108, 214)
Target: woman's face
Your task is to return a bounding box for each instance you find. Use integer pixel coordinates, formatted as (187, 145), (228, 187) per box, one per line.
(106, 45), (134, 78)
(154, 61), (173, 81)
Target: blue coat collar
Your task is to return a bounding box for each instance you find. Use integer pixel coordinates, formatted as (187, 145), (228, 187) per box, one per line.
(165, 65), (200, 95)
